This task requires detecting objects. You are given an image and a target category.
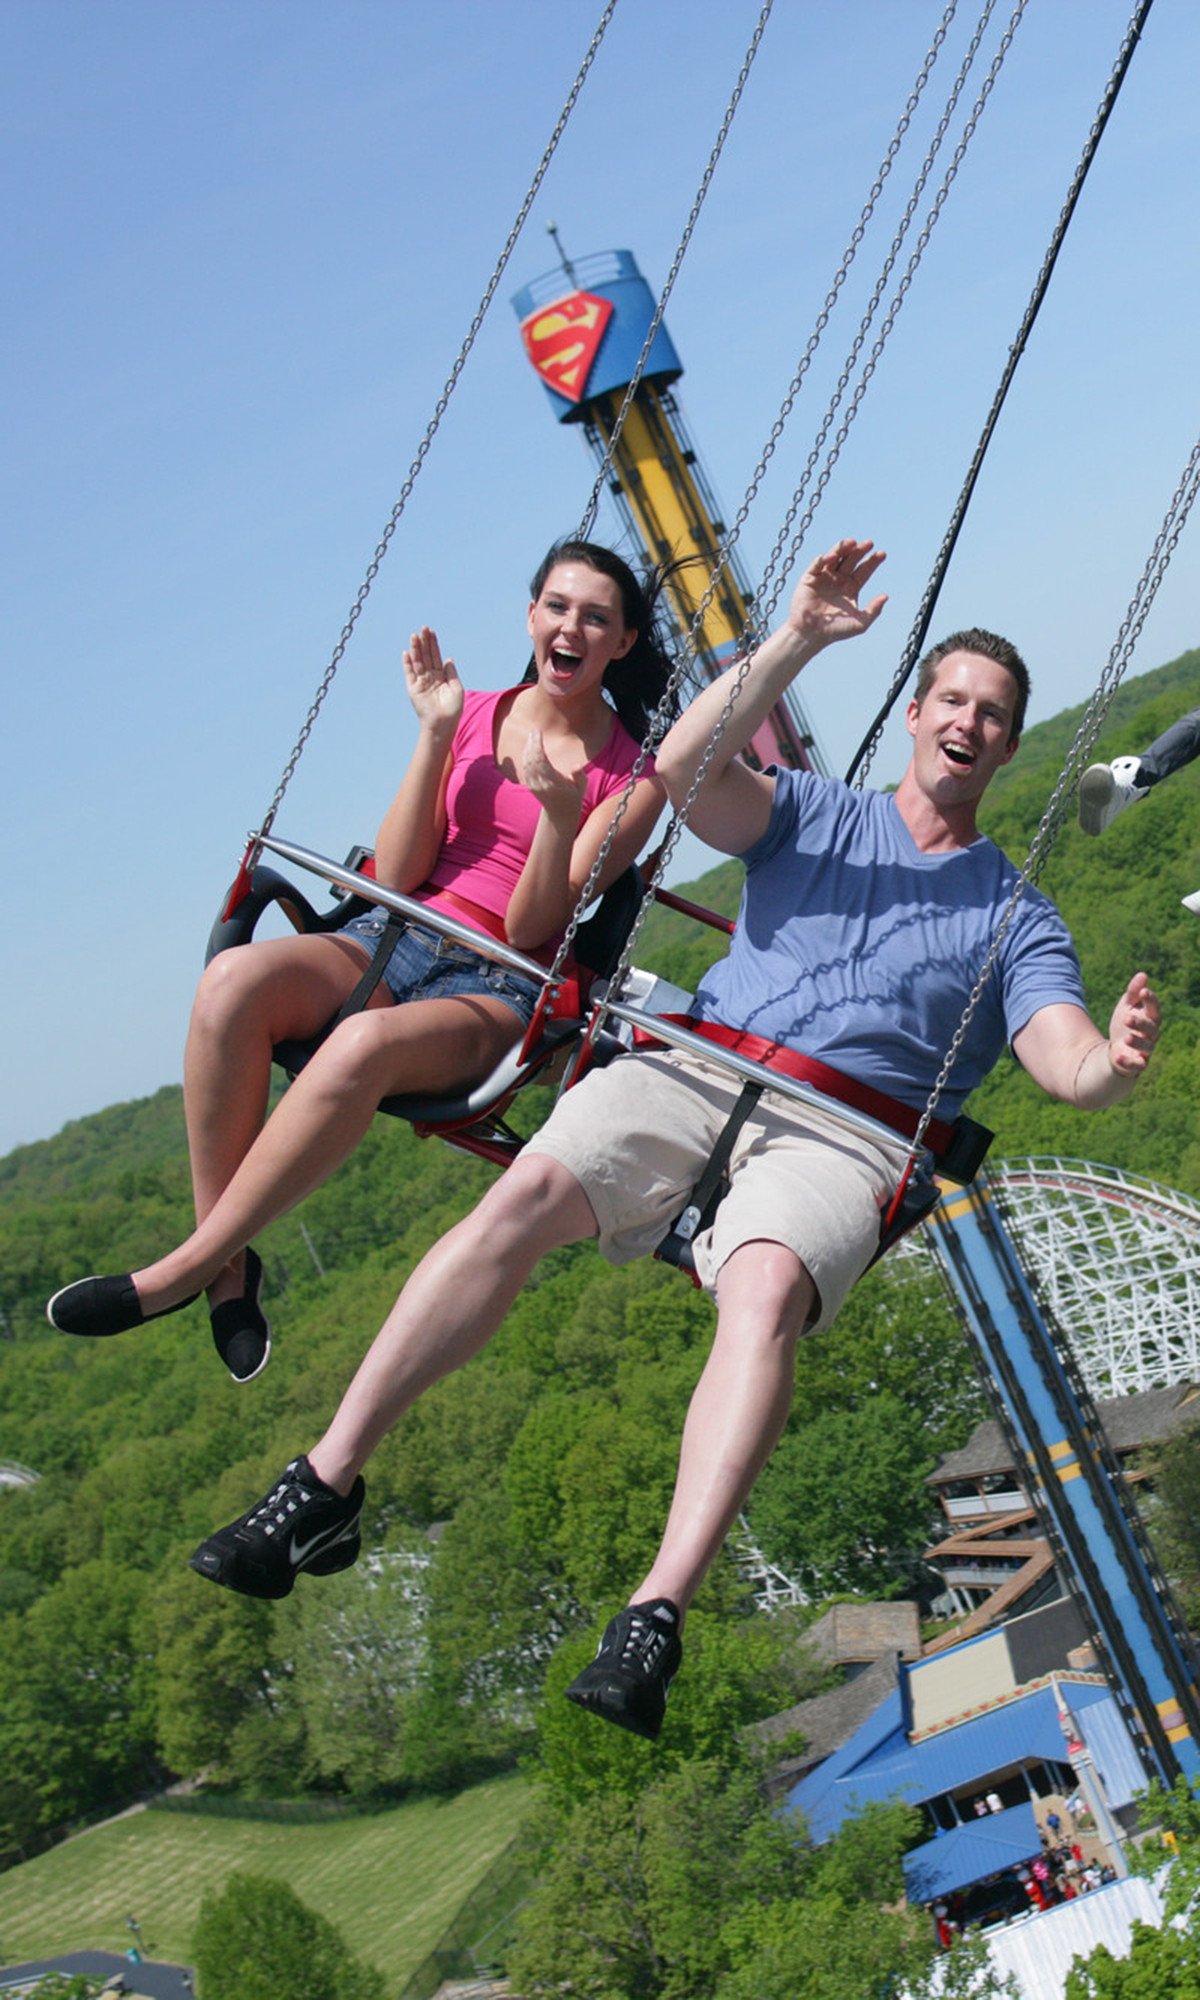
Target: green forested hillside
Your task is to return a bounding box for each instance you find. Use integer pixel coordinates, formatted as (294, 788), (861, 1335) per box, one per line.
(973, 643), (1200, 1186)
(2, 647), (1199, 1906)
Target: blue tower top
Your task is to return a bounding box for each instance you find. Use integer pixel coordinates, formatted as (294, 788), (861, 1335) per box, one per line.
(512, 248), (682, 424)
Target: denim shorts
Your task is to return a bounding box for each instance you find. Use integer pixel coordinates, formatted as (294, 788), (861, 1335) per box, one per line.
(340, 906), (542, 1029)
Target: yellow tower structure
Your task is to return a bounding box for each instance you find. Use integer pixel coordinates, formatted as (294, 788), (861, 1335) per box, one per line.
(512, 245), (822, 772)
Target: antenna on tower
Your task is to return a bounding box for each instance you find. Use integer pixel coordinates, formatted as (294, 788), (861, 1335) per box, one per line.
(545, 220), (578, 284)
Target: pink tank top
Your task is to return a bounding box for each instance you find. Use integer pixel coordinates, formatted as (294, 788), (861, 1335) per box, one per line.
(421, 686), (653, 946)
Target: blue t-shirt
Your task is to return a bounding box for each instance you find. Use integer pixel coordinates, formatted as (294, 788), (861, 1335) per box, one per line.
(693, 770), (1085, 1117)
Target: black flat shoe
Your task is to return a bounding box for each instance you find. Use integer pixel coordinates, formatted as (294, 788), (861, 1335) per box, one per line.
(210, 1247), (272, 1384)
(47, 1274), (198, 1337)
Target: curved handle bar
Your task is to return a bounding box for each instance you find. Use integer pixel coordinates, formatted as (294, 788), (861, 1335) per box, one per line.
(205, 865), (336, 965)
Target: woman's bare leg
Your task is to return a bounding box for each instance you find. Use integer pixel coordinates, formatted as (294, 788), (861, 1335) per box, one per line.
(182, 934), (371, 1265)
(132, 954), (525, 1313)
(629, 1239), (815, 1616)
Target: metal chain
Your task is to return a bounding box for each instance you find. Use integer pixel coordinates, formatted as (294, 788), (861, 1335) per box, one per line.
(541, 0), (967, 994)
(906, 428), (1200, 1161)
(850, 0), (1157, 788)
(575, 0), (776, 541)
(638, 0), (966, 683)
(246, 0), (621, 857)
(559, 0), (1024, 1006)
(753, 0), (1027, 635)
(546, 1), (787, 977)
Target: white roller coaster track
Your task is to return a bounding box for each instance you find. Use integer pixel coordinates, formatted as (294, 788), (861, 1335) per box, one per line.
(917, 1157), (1200, 1401)
(742, 1156), (1200, 1612)
(0, 1460), (39, 1489)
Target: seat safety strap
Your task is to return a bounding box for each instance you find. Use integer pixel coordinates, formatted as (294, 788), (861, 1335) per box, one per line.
(328, 910), (407, 1032)
(660, 1078), (764, 1252)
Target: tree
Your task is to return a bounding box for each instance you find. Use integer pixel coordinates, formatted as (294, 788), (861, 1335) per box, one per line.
(507, 1760), (811, 1999)
(791, 1254), (983, 1448)
(714, 1892), (926, 2000)
(0, 1559), (159, 1843)
(1065, 1777), (1200, 1998)
(534, 1609), (806, 1808)
(507, 1763), (934, 2000)
(191, 1871), (384, 2000)
(279, 1533), (428, 1794)
(146, 1565), (276, 1779)
(748, 1390), (940, 1595)
(1, 1978), (106, 1999)
(1064, 1926), (1200, 1999)
(1144, 1424), (1200, 1630)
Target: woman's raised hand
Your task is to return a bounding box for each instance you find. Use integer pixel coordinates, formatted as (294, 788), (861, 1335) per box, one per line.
(521, 728), (587, 826)
(403, 626), (464, 735)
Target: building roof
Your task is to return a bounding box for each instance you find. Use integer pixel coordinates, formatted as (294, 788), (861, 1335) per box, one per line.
(929, 1382), (1200, 1487)
(784, 1678), (1115, 1843)
(929, 1421), (1012, 1486)
(751, 1651), (903, 1796)
(903, 1799), (1041, 1903)
(1099, 1381), (1200, 1451)
(805, 1601), (921, 1666)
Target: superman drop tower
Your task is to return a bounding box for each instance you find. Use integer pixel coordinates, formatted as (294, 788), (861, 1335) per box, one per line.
(512, 245), (822, 772)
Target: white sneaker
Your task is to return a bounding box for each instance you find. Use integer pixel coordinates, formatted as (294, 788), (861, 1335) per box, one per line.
(1078, 756), (1148, 835)
(1182, 889), (1200, 917)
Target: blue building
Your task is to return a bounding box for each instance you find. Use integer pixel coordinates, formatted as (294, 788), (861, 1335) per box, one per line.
(772, 1604), (1144, 1919)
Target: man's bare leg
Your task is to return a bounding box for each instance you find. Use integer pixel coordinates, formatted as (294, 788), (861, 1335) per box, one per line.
(631, 1239), (814, 1614)
(566, 1239), (814, 1739)
(307, 1154), (598, 1490)
(189, 1155), (597, 1599)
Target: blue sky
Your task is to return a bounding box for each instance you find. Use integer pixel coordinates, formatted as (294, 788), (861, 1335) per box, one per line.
(4, 0), (1198, 1157)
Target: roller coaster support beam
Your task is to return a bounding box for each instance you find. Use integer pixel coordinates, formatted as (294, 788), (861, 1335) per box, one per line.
(926, 1174), (1200, 1792)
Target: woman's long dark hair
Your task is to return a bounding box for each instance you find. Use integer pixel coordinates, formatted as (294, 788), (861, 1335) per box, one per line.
(525, 539), (681, 745)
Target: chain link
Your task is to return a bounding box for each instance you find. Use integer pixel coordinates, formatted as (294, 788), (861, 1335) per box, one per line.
(850, 0), (1156, 788)
(542, 0), (970, 996)
(245, 0), (621, 861)
(906, 427), (1200, 1162)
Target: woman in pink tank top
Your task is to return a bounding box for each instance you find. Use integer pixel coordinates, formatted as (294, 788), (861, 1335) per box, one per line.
(49, 543), (677, 1380)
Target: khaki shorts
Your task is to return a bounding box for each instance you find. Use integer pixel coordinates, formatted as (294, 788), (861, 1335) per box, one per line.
(521, 1048), (912, 1331)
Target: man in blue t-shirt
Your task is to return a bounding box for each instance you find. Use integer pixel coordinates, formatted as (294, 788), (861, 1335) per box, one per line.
(190, 540), (1161, 1740)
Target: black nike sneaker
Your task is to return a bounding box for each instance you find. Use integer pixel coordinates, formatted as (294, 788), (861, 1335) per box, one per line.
(189, 1455), (364, 1600)
(565, 1598), (682, 1740)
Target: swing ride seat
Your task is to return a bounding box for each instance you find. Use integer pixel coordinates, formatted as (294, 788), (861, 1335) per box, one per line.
(569, 999), (994, 1279)
(207, 834), (647, 1166)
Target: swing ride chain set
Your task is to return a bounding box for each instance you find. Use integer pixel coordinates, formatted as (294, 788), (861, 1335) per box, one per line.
(222, 0), (1184, 1198)
(542, 0), (998, 997)
(547, 0), (1031, 1020)
(236, 0), (622, 892)
(848, 0), (1158, 790)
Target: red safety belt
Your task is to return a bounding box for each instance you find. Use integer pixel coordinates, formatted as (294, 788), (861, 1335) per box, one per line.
(638, 1015), (956, 1159)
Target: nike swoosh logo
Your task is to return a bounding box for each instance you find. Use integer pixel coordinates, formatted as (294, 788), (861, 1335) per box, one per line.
(289, 1520), (353, 1565)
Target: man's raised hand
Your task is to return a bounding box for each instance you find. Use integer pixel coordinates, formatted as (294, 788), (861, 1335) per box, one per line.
(787, 538), (888, 647)
(1108, 970), (1161, 1077)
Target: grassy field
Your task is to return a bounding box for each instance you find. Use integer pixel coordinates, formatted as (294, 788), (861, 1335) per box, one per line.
(0, 1773), (528, 1986)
